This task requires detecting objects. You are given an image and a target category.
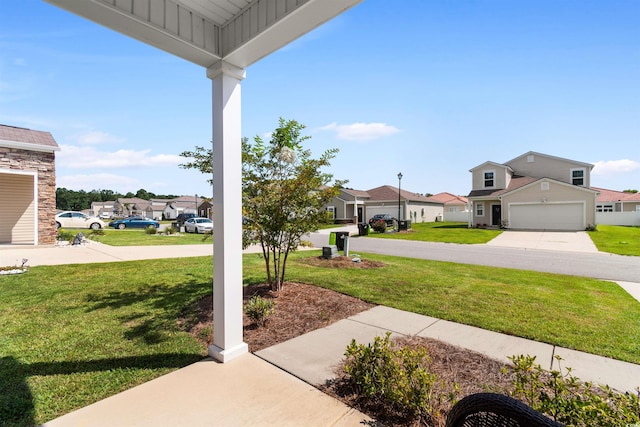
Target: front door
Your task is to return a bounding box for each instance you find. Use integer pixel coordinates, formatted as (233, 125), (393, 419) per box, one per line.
(491, 204), (502, 227)
(357, 207), (364, 223)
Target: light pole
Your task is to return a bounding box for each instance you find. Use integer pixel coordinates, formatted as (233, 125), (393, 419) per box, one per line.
(397, 172), (403, 231)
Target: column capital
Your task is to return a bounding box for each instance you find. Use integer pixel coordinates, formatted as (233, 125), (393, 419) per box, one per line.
(206, 61), (246, 81)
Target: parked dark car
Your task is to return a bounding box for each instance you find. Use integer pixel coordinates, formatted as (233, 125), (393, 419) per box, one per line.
(368, 214), (396, 227)
(175, 213), (197, 226)
(109, 216), (159, 229)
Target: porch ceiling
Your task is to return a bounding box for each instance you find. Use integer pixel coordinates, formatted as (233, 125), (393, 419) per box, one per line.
(44, 0), (362, 69)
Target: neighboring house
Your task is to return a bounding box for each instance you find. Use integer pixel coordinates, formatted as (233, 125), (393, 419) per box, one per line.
(91, 201), (115, 218)
(430, 192), (470, 222)
(163, 196), (204, 220)
(593, 187), (640, 226)
(324, 188), (370, 224)
(467, 151), (599, 230)
(114, 197), (151, 218)
(365, 185), (443, 224)
(0, 124), (60, 245)
(197, 200), (213, 219)
(145, 199), (171, 220)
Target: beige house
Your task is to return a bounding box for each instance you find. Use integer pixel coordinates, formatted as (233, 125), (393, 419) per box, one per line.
(324, 188), (370, 224)
(365, 185), (443, 224)
(0, 124), (59, 245)
(468, 152), (599, 230)
(593, 187), (640, 226)
(430, 192), (470, 222)
(323, 186), (443, 224)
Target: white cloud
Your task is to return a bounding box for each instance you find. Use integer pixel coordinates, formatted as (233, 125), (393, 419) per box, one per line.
(592, 159), (640, 176)
(75, 130), (124, 145)
(57, 144), (183, 169)
(318, 122), (400, 141)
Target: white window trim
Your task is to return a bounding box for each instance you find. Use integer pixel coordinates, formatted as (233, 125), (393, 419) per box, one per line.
(326, 206), (336, 219)
(475, 202), (485, 217)
(482, 170), (496, 189)
(570, 167), (586, 186)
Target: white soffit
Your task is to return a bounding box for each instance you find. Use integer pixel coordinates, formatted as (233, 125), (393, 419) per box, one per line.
(43, 0), (363, 69)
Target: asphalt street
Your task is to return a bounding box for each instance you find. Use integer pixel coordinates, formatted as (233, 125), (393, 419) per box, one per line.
(308, 233), (640, 283)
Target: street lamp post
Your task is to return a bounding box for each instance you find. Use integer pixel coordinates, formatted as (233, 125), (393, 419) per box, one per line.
(397, 172), (403, 231)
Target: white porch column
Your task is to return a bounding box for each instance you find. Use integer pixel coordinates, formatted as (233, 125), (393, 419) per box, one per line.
(207, 61), (248, 363)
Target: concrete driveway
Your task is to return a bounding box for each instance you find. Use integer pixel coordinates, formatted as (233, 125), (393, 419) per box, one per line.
(486, 230), (599, 253)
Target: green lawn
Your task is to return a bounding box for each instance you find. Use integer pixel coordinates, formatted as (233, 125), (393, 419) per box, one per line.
(365, 221), (502, 244)
(2, 252), (639, 425)
(588, 224), (640, 256)
(82, 228), (212, 246)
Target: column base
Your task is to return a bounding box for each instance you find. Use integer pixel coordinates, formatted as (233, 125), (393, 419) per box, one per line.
(208, 342), (249, 363)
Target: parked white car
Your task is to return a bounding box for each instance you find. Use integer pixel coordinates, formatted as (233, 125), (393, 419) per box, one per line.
(55, 211), (106, 230)
(184, 217), (213, 234)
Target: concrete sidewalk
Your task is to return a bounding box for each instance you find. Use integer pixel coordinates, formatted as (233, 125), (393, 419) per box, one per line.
(0, 241), (264, 267)
(486, 230), (599, 253)
(257, 305), (640, 394)
(42, 353), (371, 427)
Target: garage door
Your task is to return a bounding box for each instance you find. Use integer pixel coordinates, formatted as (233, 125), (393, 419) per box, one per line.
(509, 203), (584, 231)
(0, 173), (35, 244)
(366, 207), (400, 223)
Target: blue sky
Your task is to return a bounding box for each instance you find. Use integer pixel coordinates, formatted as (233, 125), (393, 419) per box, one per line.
(1, 0), (638, 198)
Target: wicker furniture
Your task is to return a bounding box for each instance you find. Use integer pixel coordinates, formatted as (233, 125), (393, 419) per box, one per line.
(446, 393), (565, 427)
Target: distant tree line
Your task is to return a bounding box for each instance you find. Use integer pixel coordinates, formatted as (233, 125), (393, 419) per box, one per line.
(56, 188), (179, 211)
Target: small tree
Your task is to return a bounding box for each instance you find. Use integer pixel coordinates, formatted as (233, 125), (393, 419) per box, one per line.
(179, 118), (344, 292)
(243, 119), (343, 291)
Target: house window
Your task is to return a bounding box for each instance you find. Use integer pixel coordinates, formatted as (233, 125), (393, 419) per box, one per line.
(475, 202), (485, 217)
(448, 207), (457, 212)
(597, 204), (613, 212)
(483, 171), (495, 188)
(636, 205), (640, 212)
(571, 168), (585, 186)
(326, 206), (336, 219)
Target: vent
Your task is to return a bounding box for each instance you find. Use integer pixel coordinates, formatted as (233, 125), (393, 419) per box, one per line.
(541, 182), (549, 191)
(527, 155), (534, 163)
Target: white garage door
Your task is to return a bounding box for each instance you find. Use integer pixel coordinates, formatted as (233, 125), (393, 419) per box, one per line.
(366, 207), (400, 222)
(0, 173), (35, 244)
(509, 203), (584, 231)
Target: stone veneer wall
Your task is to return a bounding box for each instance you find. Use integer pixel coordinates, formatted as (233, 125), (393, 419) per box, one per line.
(0, 148), (57, 245)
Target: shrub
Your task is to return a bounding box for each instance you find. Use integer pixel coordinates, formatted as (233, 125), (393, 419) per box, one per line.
(56, 228), (74, 243)
(145, 226), (158, 235)
(86, 229), (104, 241)
(586, 223), (598, 231)
(508, 354), (640, 426)
(344, 333), (445, 422)
(164, 225), (178, 235)
(371, 219), (387, 233)
(244, 295), (275, 326)
(322, 210), (335, 225)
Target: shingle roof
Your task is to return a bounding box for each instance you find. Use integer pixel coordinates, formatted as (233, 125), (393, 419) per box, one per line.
(468, 176), (538, 198)
(0, 124), (59, 149)
(341, 188), (370, 198)
(366, 185), (441, 204)
(430, 192), (468, 205)
(593, 187), (640, 202)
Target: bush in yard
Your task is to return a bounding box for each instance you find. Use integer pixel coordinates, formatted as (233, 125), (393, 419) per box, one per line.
(508, 354), (640, 427)
(371, 219), (387, 233)
(344, 332), (447, 424)
(56, 228), (74, 243)
(145, 226), (157, 235)
(244, 295), (275, 326)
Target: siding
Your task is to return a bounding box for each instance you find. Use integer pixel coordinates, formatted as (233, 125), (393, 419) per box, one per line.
(0, 173), (35, 244)
(506, 154), (591, 187)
